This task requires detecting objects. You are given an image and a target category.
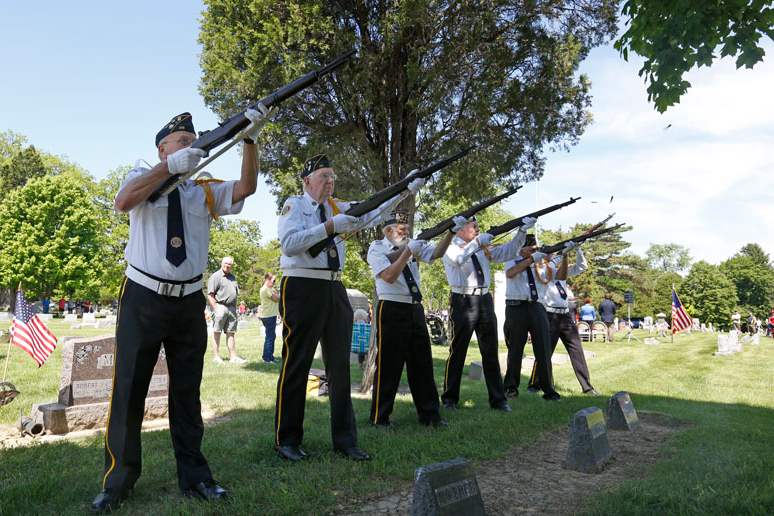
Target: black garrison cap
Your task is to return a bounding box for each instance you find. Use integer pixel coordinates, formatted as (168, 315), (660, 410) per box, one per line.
(301, 154), (331, 177)
(155, 112), (195, 146)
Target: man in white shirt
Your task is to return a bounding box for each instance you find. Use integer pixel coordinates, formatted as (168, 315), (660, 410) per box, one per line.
(502, 234), (560, 401)
(274, 154), (416, 462)
(366, 211), (453, 429)
(526, 243), (598, 395)
(93, 108), (266, 512)
(440, 216), (535, 411)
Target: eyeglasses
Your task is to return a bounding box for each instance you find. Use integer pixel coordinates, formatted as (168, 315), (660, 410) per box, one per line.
(312, 171), (337, 181)
(160, 136), (195, 147)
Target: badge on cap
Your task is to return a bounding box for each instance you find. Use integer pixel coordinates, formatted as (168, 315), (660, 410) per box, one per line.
(170, 237), (183, 248)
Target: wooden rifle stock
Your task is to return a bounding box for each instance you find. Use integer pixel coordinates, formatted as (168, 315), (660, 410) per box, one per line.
(486, 197), (581, 237)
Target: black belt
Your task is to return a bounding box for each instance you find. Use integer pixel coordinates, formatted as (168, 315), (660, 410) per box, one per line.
(506, 299), (537, 306)
(130, 265), (202, 285)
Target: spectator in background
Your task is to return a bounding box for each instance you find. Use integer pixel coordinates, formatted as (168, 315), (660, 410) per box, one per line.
(598, 293), (617, 342)
(351, 309), (371, 367)
(767, 309), (774, 337)
(238, 301), (247, 319)
(731, 310), (741, 332)
(207, 256), (245, 364)
(259, 273), (279, 364)
(58, 297), (66, 314)
(579, 297), (596, 323)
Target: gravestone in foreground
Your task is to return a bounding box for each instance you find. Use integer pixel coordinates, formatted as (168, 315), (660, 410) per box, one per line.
(33, 335), (168, 434)
(468, 361), (483, 380)
(412, 457), (485, 516)
(606, 391), (640, 431)
(564, 407), (612, 473)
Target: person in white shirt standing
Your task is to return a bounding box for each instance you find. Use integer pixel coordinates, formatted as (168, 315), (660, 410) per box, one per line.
(440, 216), (535, 412)
(526, 243), (598, 395)
(366, 210), (453, 429)
(93, 108), (267, 512)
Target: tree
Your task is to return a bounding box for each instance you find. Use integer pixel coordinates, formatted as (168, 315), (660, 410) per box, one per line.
(720, 245), (774, 319)
(615, 0), (774, 112)
(0, 173), (106, 301)
(681, 261), (738, 327)
(0, 145), (47, 191)
(739, 242), (771, 267)
(94, 166), (132, 300)
(199, 0), (618, 218)
(645, 243), (692, 274)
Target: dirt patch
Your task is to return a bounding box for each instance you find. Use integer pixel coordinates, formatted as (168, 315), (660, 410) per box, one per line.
(341, 411), (691, 515)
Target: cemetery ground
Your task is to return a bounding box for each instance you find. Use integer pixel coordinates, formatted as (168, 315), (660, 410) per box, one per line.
(1, 322), (773, 515)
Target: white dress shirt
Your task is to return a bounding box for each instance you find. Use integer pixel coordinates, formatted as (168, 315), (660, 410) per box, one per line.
(367, 238), (435, 303)
(442, 231), (525, 290)
(542, 248), (587, 309)
(119, 166), (243, 281)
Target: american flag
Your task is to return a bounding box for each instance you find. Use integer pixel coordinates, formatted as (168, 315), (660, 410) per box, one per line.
(11, 289), (58, 367)
(671, 287), (692, 334)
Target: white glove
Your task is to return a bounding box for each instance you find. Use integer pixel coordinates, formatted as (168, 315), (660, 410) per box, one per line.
(332, 214), (362, 233)
(407, 177), (426, 194)
(477, 233), (494, 246)
(531, 251), (547, 263)
(520, 216), (537, 231)
(563, 240), (577, 254)
(451, 215), (468, 233)
(243, 103), (271, 142)
(408, 239), (426, 255)
(167, 147), (205, 175)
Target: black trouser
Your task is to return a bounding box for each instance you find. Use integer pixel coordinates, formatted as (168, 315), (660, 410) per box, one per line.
(274, 276), (357, 450)
(442, 293), (506, 407)
(370, 300), (441, 425)
(528, 311), (594, 392)
(503, 301), (557, 396)
(102, 278), (211, 492)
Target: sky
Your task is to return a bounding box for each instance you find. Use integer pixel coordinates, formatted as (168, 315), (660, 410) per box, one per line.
(2, 3), (772, 265)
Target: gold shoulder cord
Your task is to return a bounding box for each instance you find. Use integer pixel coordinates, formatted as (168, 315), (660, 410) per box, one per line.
(533, 260), (552, 284)
(328, 197), (341, 215)
(195, 178), (225, 219)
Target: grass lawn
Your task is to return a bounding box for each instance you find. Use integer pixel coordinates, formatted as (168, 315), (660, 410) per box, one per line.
(1, 321), (774, 515)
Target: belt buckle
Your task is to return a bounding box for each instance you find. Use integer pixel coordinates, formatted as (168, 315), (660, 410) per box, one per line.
(157, 282), (183, 297)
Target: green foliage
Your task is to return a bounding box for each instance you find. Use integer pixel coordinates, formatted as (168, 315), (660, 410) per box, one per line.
(646, 242), (692, 273)
(720, 244), (774, 319)
(615, 0), (774, 112)
(199, 0), (618, 213)
(0, 145), (47, 191)
(0, 173), (106, 300)
(93, 166), (132, 301)
(681, 261), (738, 326)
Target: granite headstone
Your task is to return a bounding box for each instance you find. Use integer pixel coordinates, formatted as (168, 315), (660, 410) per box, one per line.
(564, 407), (612, 473)
(412, 457), (485, 516)
(606, 391), (640, 431)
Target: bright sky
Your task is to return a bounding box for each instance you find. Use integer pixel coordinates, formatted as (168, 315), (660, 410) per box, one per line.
(2, 3), (772, 265)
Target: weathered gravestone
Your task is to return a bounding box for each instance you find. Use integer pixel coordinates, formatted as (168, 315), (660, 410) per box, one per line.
(412, 457), (485, 516)
(564, 407), (612, 473)
(0, 311), (10, 321)
(34, 335), (168, 434)
(468, 361), (483, 380)
(64, 313), (77, 322)
(714, 334), (734, 356)
(606, 391), (640, 431)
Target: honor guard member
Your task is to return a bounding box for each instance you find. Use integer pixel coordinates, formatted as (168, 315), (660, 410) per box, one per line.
(526, 243), (599, 395)
(366, 210), (453, 429)
(502, 234), (561, 401)
(274, 154), (418, 462)
(440, 216), (535, 411)
(92, 108), (267, 512)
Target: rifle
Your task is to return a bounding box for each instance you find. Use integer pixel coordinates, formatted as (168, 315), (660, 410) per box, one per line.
(538, 223), (627, 254)
(149, 50), (356, 202)
(307, 146), (474, 257)
(414, 186), (522, 241)
(485, 197), (581, 237)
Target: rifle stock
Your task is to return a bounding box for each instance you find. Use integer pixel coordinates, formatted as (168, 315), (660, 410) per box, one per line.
(149, 50), (356, 202)
(486, 197), (581, 237)
(538, 223), (626, 254)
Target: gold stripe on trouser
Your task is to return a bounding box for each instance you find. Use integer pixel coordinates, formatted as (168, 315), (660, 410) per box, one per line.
(443, 301), (455, 392)
(274, 277), (291, 446)
(372, 301), (384, 423)
(102, 277), (128, 489)
(529, 359), (538, 385)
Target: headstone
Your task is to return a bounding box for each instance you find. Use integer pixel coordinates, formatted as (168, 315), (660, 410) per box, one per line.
(237, 320), (251, 330)
(644, 337), (659, 346)
(412, 457), (485, 516)
(82, 313), (96, 323)
(64, 314), (77, 322)
(37, 313), (53, 321)
(564, 407), (612, 473)
(606, 391), (640, 431)
(0, 311), (10, 321)
(33, 335), (168, 434)
(751, 333), (760, 345)
(468, 361), (483, 380)
(728, 330), (742, 353)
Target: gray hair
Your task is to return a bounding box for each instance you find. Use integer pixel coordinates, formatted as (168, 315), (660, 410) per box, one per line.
(353, 309), (369, 322)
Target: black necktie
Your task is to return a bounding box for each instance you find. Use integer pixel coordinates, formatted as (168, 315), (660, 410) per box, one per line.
(318, 204), (340, 270)
(471, 254), (486, 287)
(166, 188), (186, 267)
(525, 266), (539, 301)
(555, 281), (567, 300)
(393, 246), (422, 302)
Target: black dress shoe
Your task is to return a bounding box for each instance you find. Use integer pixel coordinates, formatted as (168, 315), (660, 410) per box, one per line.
(335, 446), (371, 461)
(443, 401), (458, 410)
(542, 392), (561, 401)
(492, 402), (512, 413)
(505, 388), (519, 399)
(91, 488), (130, 513)
(182, 479), (228, 501)
(584, 389), (601, 396)
(276, 445), (307, 462)
(527, 386), (540, 393)
(421, 419), (449, 428)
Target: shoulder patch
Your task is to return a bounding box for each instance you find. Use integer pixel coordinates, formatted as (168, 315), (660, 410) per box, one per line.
(281, 203), (292, 216)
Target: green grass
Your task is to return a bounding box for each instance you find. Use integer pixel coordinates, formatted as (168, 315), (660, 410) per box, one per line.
(1, 322), (774, 515)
